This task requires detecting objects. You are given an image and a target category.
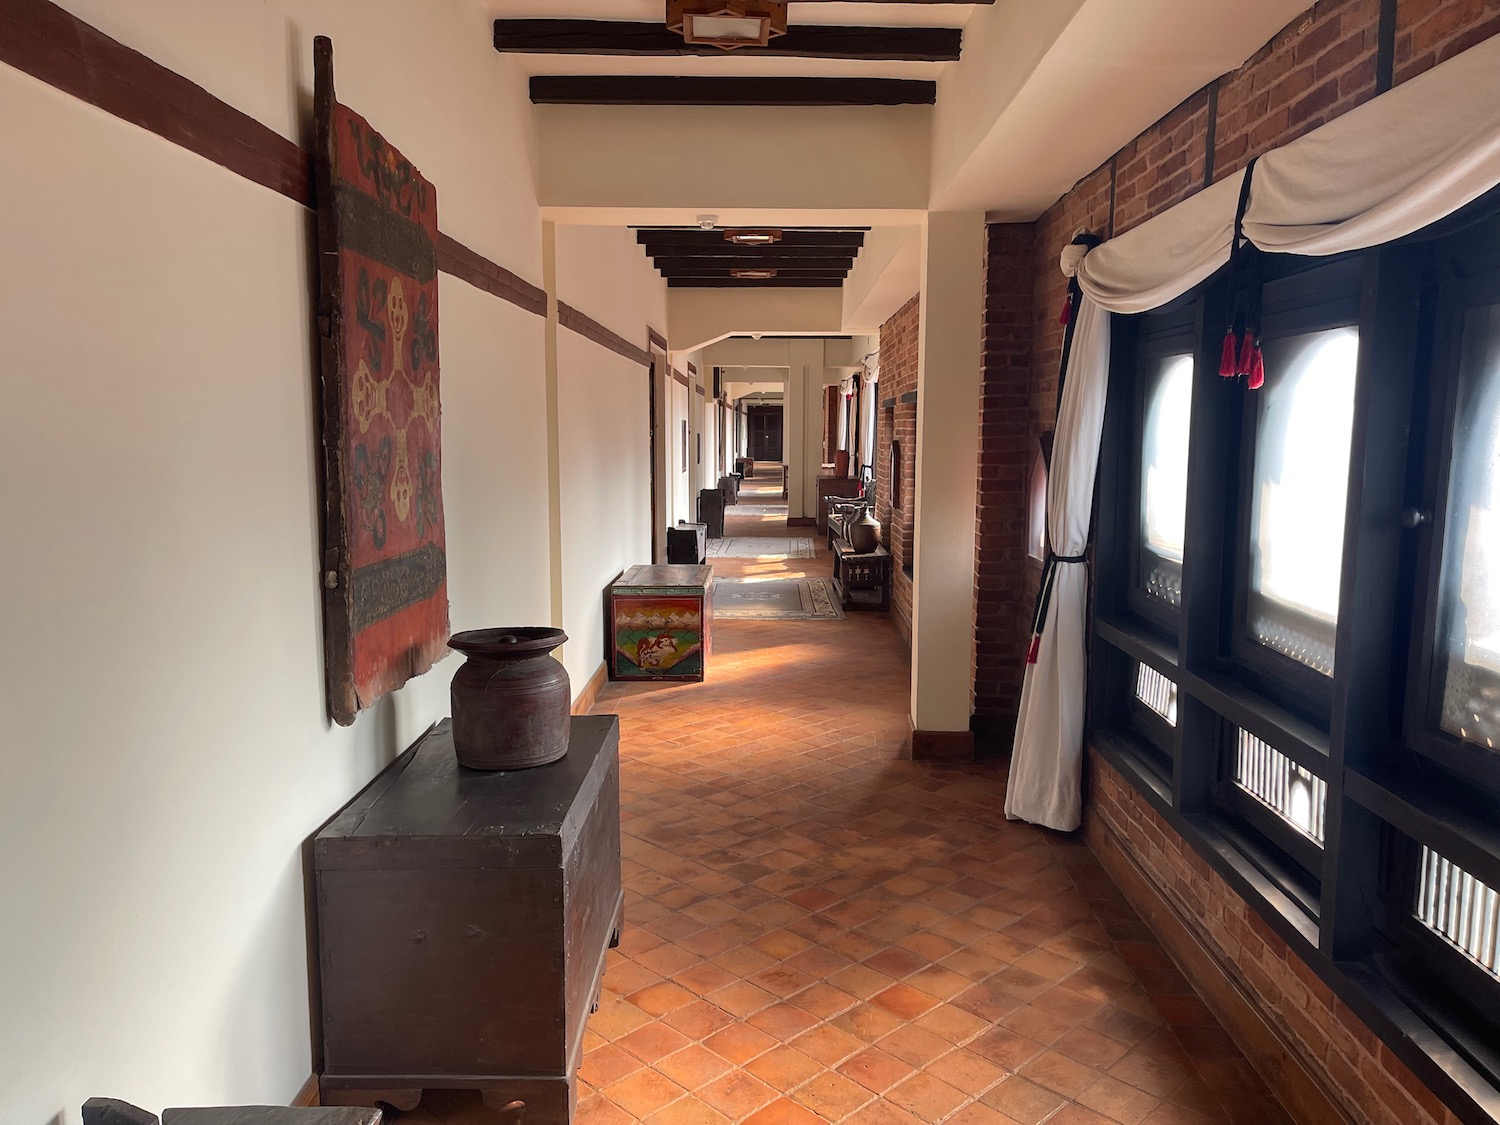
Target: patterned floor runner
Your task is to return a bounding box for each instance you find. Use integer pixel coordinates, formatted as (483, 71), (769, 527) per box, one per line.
(708, 537), (816, 560)
(711, 577), (844, 620)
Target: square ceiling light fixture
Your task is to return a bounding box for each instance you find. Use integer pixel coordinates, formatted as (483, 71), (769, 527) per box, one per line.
(731, 268), (779, 279)
(724, 228), (783, 246)
(666, 1), (788, 50)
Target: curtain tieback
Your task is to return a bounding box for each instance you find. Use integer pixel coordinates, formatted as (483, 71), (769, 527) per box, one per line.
(1025, 550), (1088, 664)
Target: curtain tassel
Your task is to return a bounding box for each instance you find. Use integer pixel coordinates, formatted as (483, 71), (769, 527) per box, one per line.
(1057, 292), (1073, 326)
(1219, 330), (1240, 377)
(1237, 331), (1259, 378)
(1247, 338), (1265, 390)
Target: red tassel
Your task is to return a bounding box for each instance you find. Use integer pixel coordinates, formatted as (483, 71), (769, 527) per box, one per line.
(1237, 332), (1258, 378)
(1025, 634), (1041, 664)
(1058, 293), (1073, 326)
(1219, 330), (1239, 377)
(1247, 340), (1265, 390)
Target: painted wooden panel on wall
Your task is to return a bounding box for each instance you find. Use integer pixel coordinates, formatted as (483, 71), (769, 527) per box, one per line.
(314, 37), (450, 725)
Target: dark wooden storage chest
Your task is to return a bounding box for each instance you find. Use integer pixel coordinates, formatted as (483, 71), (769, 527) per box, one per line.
(315, 716), (622, 1121)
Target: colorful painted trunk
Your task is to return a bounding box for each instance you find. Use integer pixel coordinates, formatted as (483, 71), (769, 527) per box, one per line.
(607, 565), (713, 682)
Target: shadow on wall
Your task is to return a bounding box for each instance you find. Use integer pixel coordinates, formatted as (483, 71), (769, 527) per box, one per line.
(299, 689), (406, 1085)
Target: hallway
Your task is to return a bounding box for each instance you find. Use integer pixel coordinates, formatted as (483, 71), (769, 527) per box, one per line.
(572, 471), (1288, 1125)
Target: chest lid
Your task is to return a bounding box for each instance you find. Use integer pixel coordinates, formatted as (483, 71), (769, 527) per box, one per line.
(315, 715), (619, 871)
(614, 564), (713, 594)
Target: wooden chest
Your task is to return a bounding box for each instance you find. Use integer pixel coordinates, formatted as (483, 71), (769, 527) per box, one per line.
(666, 521), (707, 565)
(608, 564), (713, 682)
(315, 717), (623, 1121)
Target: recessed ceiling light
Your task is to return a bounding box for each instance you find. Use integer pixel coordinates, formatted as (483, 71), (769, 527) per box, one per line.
(725, 228), (782, 245)
(731, 268), (778, 280)
(666, 1), (788, 51)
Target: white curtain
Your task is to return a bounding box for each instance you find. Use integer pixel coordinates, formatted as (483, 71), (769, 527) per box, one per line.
(1006, 32), (1500, 831)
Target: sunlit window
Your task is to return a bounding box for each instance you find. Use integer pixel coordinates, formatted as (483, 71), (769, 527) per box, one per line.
(1135, 663), (1178, 726)
(1140, 354), (1194, 606)
(1418, 846), (1500, 980)
(1247, 327), (1359, 675)
(1027, 449), (1048, 562)
(1438, 304), (1500, 749)
(1234, 729), (1327, 844)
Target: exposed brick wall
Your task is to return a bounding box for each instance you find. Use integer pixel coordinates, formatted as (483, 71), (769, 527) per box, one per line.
(972, 225), (1035, 743)
(1089, 752), (1465, 1125)
(1114, 88), (1212, 235)
(1396, 0), (1500, 81)
(875, 294), (919, 644)
(1215, 0), (1381, 182)
(971, 1), (1500, 1120)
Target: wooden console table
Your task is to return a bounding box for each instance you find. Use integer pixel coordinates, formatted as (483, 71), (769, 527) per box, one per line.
(316, 717), (623, 1122)
(832, 538), (892, 611)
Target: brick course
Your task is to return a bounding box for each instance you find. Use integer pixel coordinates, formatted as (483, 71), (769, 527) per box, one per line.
(875, 294), (919, 643)
(974, 1), (1500, 1121)
(1089, 752), (1466, 1125)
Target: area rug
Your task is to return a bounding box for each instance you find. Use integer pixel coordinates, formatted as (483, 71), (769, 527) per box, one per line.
(733, 504), (789, 517)
(712, 577), (845, 620)
(707, 537), (815, 560)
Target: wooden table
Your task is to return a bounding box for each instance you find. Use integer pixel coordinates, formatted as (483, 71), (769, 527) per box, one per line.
(316, 717), (622, 1122)
(832, 538), (892, 611)
(608, 564), (713, 681)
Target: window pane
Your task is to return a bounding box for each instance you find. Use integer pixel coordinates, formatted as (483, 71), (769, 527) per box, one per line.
(1140, 354), (1194, 607)
(1247, 327), (1359, 676)
(1234, 729), (1328, 844)
(1134, 663), (1178, 726)
(1438, 304), (1500, 749)
(1418, 846), (1500, 979)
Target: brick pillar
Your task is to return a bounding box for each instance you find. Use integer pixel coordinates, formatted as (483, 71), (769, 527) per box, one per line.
(972, 223), (1036, 750)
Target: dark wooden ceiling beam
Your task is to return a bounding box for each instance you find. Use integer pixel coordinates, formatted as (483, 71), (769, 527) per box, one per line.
(495, 21), (962, 61)
(530, 76), (935, 107)
(667, 277), (843, 288)
(658, 269), (851, 279)
(637, 230), (866, 249)
(646, 246), (859, 261)
(652, 257), (854, 272)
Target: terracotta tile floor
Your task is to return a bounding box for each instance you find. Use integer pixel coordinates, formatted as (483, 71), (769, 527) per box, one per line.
(409, 469), (1291, 1125)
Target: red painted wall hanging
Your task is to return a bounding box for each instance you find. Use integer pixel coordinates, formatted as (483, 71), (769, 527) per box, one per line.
(314, 36), (448, 725)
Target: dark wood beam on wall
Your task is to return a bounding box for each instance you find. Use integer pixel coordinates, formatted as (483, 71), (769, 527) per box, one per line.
(529, 76), (935, 106)
(638, 230), (866, 250)
(496, 21), (963, 62)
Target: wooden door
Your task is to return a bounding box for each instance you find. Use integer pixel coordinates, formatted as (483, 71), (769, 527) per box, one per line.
(747, 405), (783, 461)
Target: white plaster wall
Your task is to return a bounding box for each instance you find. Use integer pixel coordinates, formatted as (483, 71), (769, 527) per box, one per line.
(536, 103), (932, 212)
(0, 4), (572, 1120)
(556, 334), (651, 688)
(554, 226), (664, 688)
(51, 0), (542, 278)
(669, 374), (691, 526)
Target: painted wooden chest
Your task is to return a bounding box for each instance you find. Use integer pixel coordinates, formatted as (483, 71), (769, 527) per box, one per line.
(607, 564), (713, 682)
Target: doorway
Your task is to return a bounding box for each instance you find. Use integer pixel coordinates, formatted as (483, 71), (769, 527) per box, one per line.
(747, 404), (784, 462)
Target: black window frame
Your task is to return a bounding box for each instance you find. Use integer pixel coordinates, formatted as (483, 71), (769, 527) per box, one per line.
(1087, 191), (1500, 1123)
(1404, 251), (1500, 801)
(1224, 254), (1364, 721)
(1127, 306), (1198, 634)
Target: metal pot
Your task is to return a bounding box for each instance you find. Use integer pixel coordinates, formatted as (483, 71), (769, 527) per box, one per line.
(849, 507), (882, 553)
